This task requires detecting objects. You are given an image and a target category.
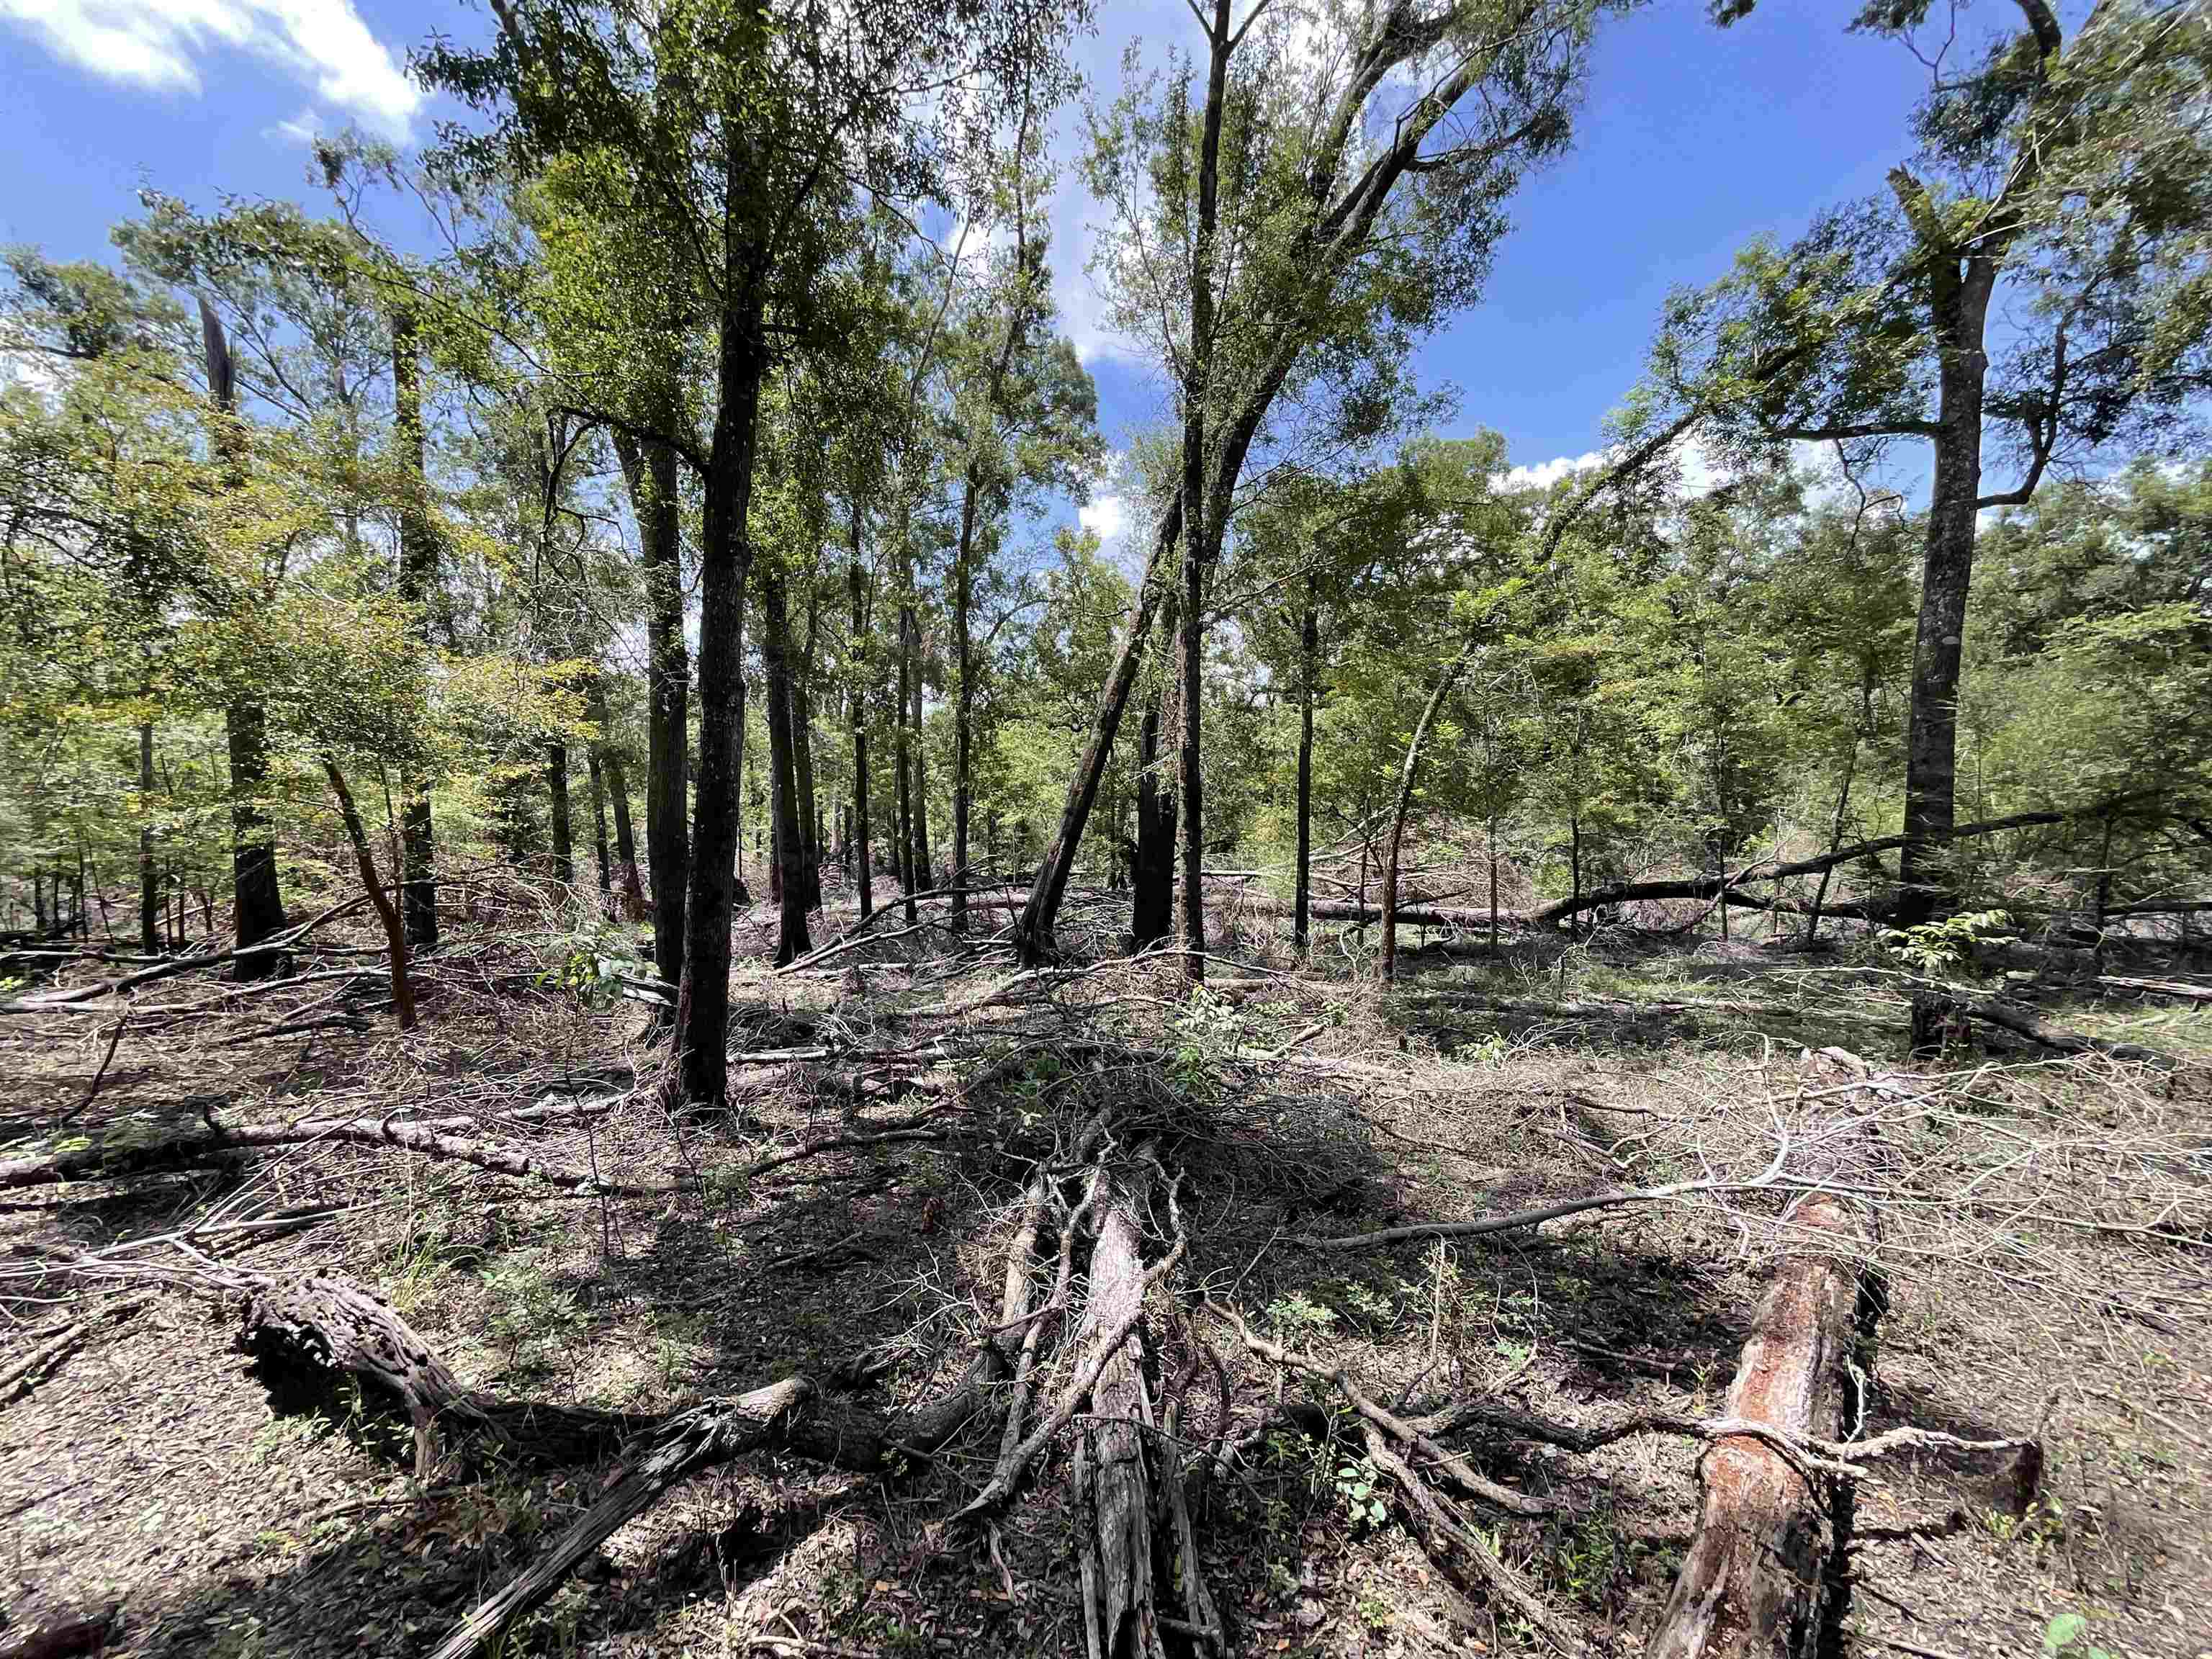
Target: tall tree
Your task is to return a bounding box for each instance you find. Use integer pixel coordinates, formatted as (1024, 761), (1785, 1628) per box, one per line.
(1652, 0), (2212, 921)
(1014, 0), (1619, 963)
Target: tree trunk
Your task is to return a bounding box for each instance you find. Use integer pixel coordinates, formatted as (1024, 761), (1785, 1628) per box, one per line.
(1013, 491), (1182, 962)
(1076, 1151), (1170, 1659)
(1380, 636), (1477, 982)
(792, 659), (823, 913)
(760, 563), (814, 966)
(226, 700), (287, 981)
(585, 674), (647, 920)
(612, 413), (688, 996)
(1896, 263), (1996, 927)
(201, 299), (287, 981)
(1293, 593), (1317, 956)
(848, 506), (874, 921)
(1132, 700), (1175, 949)
(547, 740), (574, 892)
(392, 305), (439, 950)
(320, 759), (415, 1031)
(896, 598), (919, 924)
(1645, 1192), (1871, 1659)
(669, 269), (766, 1109)
(952, 477), (979, 936)
(908, 605), (933, 891)
(587, 749), (612, 897)
(138, 721), (158, 956)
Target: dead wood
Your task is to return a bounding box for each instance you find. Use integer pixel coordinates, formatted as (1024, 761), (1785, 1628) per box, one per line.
(1645, 1190), (1868, 1659)
(0, 1102), (631, 1194)
(1294, 1134), (1792, 1251)
(0, 1295), (152, 1402)
(2095, 974), (2212, 1004)
(1076, 1148), (1169, 1659)
(1950, 993), (2181, 1069)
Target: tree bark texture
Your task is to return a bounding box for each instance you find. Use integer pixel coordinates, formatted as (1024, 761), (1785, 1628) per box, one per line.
(848, 505), (874, 920)
(1131, 700), (1175, 949)
(670, 268), (765, 1107)
(760, 562), (814, 966)
(546, 739), (574, 891)
(391, 305), (439, 949)
(1896, 264), (1997, 927)
(1645, 1192), (1869, 1659)
(612, 417), (688, 994)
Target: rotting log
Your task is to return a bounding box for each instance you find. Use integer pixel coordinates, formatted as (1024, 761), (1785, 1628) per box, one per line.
(1076, 1151), (1169, 1659)
(1645, 1191), (1869, 1659)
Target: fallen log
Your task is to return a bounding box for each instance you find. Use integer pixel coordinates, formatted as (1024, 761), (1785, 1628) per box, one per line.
(0, 1605), (117, 1659)
(1076, 1151), (1170, 1659)
(2096, 974), (2212, 1004)
(0, 1101), (630, 1194)
(1948, 994), (2180, 1069)
(1645, 1190), (1869, 1659)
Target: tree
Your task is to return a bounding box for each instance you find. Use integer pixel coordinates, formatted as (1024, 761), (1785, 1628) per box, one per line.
(1650, 0), (2212, 921)
(1015, 0), (1621, 966)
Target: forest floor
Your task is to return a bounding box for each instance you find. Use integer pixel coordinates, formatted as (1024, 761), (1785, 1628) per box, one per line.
(2, 873), (2208, 1659)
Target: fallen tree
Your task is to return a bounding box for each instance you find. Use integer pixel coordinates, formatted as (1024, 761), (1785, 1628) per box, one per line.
(1645, 1189), (1870, 1659)
(0, 1100), (629, 1193)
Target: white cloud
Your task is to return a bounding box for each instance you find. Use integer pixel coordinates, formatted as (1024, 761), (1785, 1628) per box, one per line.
(1078, 490), (1127, 545)
(267, 103), (322, 145)
(0, 0), (423, 139)
(1503, 448), (1605, 493)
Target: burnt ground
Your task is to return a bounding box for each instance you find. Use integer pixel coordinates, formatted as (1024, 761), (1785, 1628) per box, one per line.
(2, 877), (2208, 1659)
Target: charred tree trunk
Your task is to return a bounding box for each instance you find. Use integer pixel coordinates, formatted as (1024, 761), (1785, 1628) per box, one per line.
(391, 305), (440, 950)
(1015, 492), (1181, 962)
(760, 564), (814, 965)
(792, 660), (823, 914)
(200, 299), (289, 981)
(907, 607), (932, 892)
(226, 701), (287, 981)
(1645, 1192), (1872, 1659)
(1132, 699), (1175, 950)
(320, 760), (415, 1031)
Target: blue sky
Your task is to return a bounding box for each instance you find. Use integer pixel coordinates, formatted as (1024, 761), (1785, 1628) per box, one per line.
(0, 0), (1961, 503)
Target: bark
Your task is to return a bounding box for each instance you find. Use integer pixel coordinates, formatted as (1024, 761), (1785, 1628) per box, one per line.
(848, 503), (874, 920)
(584, 674), (647, 918)
(1015, 491), (1182, 962)
(0, 1606), (115, 1659)
(137, 721), (158, 957)
(1131, 699), (1175, 949)
(1172, 4), (1232, 989)
(1077, 1152), (1169, 1659)
(586, 748), (612, 896)
(319, 759), (415, 1030)
(546, 739), (575, 892)
(1293, 593), (1318, 955)
(760, 562), (814, 965)
(1646, 1192), (1871, 1659)
(908, 601), (933, 887)
(952, 478), (979, 936)
(392, 305), (439, 949)
(611, 414), (688, 995)
(1896, 263), (1998, 927)
(670, 263), (766, 1107)
(792, 645), (824, 912)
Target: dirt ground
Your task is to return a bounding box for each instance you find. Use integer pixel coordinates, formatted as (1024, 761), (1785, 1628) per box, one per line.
(3, 877), (2208, 1659)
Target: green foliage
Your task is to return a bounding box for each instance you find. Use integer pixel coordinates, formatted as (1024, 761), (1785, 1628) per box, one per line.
(2042, 1612), (2114, 1659)
(1882, 908), (2015, 973)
